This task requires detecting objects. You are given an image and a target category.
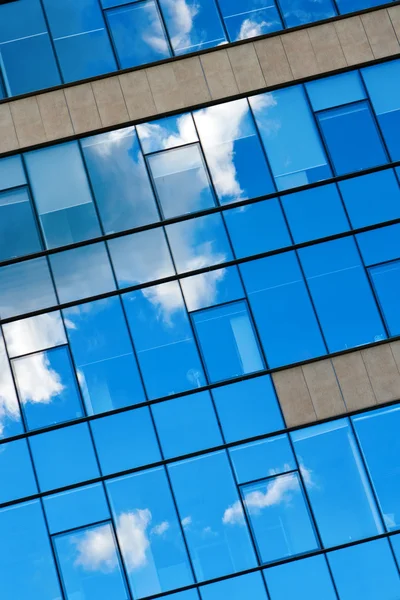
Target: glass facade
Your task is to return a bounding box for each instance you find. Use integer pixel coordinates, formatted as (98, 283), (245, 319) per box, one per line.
(1, 0), (400, 589)
(0, 0), (397, 98)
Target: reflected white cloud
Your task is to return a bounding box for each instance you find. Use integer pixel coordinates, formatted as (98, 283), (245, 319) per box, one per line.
(117, 510), (151, 570)
(151, 521), (170, 535)
(74, 524), (119, 573)
(137, 114), (197, 153)
(3, 312), (66, 358)
(238, 18), (270, 40)
(13, 353), (65, 405)
(161, 0), (199, 52)
(0, 345), (20, 437)
(181, 516), (192, 528)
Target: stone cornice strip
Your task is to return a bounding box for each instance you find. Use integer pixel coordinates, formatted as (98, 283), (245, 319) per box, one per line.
(0, 6), (399, 154)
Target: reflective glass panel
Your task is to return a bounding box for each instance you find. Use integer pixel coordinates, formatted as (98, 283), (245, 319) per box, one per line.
(106, 467), (193, 597)
(169, 451), (257, 580)
(3, 311), (66, 358)
(369, 260), (400, 336)
(64, 297), (145, 415)
(241, 253), (326, 367)
(0, 500), (62, 600)
(212, 375), (284, 443)
(82, 127), (159, 234)
(218, 0), (282, 41)
(25, 142), (101, 248)
(148, 144), (216, 218)
(106, 1), (171, 68)
(230, 434), (295, 484)
(328, 539), (400, 600)
(201, 572), (268, 599)
(280, 0), (335, 25)
(317, 101), (387, 175)
(0, 155), (26, 190)
(0, 188), (42, 261)
(54, 522), (128, 600)
(194, 100), (275, 204)
(0, 438), (37, 503)
(357, 223), (400, 267)
(44, 484), (110, 534)
(12, 346), (83, 430)
(50, 243), (116, 304)
(137, 113), (198, 155)
(181, 265), (244, 312)
(306, 71), (366, 112)
(0, 331), (23, 439)
(91, 407), (161, 475)
(192, 300), (264, 382)
(291, 419), (384, 547)
(159, 0), (227, 54)
(123, 282), (206, 398)
(250, 87), (331, 190)
(299, 237), (386, 352)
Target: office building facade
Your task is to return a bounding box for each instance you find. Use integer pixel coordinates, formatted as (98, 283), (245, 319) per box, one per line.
(0, 0), (400, 599)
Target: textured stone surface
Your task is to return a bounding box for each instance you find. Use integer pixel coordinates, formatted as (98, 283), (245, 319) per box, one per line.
(272, 367), (317, 427)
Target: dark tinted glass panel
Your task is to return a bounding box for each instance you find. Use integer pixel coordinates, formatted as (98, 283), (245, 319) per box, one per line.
(0, 188), (42, 261)
(265, 554), (337, 600)
(218, 0), (282, 41)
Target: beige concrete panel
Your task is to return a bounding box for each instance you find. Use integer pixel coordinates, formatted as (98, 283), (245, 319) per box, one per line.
(119, 70), (157, 120)
(91, 77), (129, 127)
(0, 103), (18, 153)
(361, 344), (400, 404)
(361, 10), (399, 59)
(227, 43), (266, 93)
(333, 351), (376, 411)
(254, 36), (293, 86)
(389, 4), (400, 41)
(10, 97), (46, 147)
(390, 340), (400, 372)
(200, 49), (239, 100)
(334, 16), (374, 65)
(282, 30), (319, 79)
(272, 367), (317, 427)
(308, 23), (347, 71)
(37, 90), (73, 141)
(302, 360), (346, 420)
(64, 83), (102, 134)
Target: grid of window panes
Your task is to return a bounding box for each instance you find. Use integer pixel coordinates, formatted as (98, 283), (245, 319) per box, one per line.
(0, 0), (397, 98)
(1, 57), (400, 599)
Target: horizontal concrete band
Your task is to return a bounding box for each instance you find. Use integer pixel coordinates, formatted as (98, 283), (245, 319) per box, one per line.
(274, 340), (400, 428)
(0, 7), (399, 154)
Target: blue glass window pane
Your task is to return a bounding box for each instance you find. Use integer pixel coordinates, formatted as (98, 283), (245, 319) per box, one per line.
(357, 223), (400, 266)
(159, 0), (227, 54)
(201, 572), (268, 600)
(0, 257), (57, 319)
(363, 60), (400, 161)
(243, 472), (318, 563)
(148, 144), (216, 218)
(369, 260), (400, 336)
(218, 0), (282, 41)
(0, 332), (23, 439)
(137, 113), (198, 155)
(339, 169), (400, 228)
(152, 391), (223, 458)
(12, 346), (83, 430)
(306, 71), (365, 112)
(0, 155), (26, 190)
(43, 0), (117, 81)
(0, 188), (42, 261)
(91, 407), (161, 475)
(390, 534), (400, 570)
(212, 375), (284, 443)
(317, 101), (387, 175)
(291, 419), (384, 547)
(0, 500), (62, 600)
(194, 100), (275, 204)
(353, 406), (400, 531)
(230, 435), (295, 484)
(106, 468), (193, 597)
(50, 243), (116, 304)
(280, 0), (335, 25)
(54, 522), (128, 600)
(0, 439), (37, 503)
(169, 592), (199, 600)
(169, 451), (257, 580)
(250, 87), (331, 190)
(25, 142), (101, 249)
(328, 539), (400, 599)
(282, 183), (349, 244)
(166, 213), (233, 273)
(123, 282), (206, 399)
(44, 484), (110, 534)
(4, 311), (66, 359)
(63, 297), (145, 415)
(336, 0), (387, 12)
(224, 198), (291, 258)
(0, 33), (60, 95)
(106, 1), (171, 69)
(241, 253), (326, 367)
(30, 423), (100, 492)
(299, 237), (386, 352)
(192, 300), (264, 382)
(180, 265), (244, 312)
(265, 554), (337, 600)
(0, 0), (47, 42)
(82, 128), (159, 234)
(108, 228), (174, 288)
